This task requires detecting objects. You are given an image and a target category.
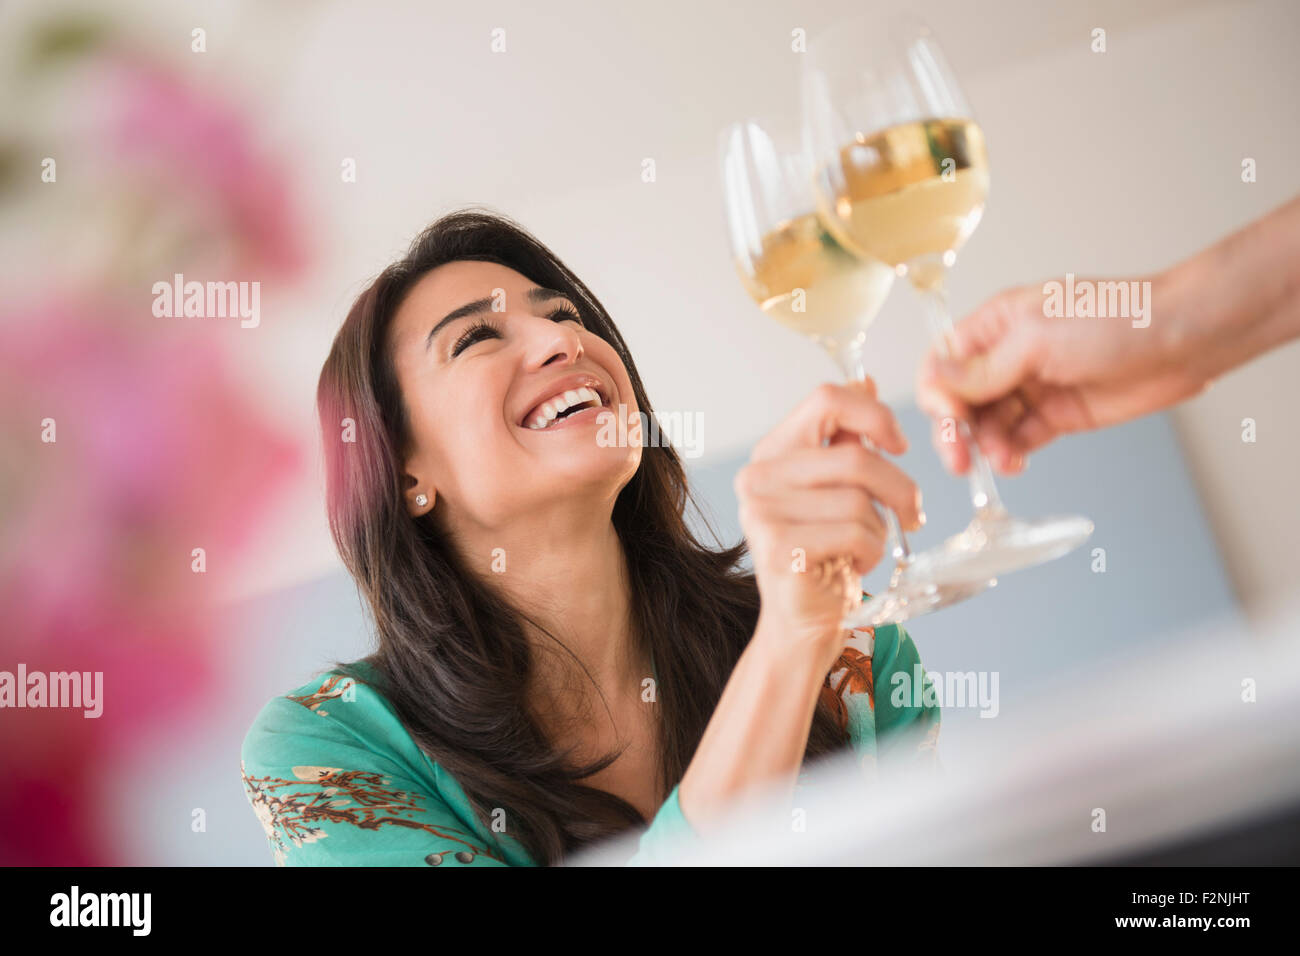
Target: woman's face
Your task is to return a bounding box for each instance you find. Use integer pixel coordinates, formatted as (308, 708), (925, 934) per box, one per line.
(388, 260), (642, 532)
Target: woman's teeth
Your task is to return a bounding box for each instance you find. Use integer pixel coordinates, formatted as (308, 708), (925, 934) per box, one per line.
(526, 386), (604, 430)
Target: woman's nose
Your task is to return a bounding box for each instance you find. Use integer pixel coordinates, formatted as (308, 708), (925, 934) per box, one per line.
(525, 315), (584, 368)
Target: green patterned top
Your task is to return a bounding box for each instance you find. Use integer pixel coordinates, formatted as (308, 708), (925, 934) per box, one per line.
(240, 619), (941, 866)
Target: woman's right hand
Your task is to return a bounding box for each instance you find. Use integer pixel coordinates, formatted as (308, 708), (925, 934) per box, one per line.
(735, 379), (924, 665)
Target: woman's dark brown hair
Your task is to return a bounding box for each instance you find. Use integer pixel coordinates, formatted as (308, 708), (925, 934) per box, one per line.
(317, 206), (849, 866)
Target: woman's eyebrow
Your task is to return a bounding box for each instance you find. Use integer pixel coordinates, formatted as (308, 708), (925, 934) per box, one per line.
(424, 287), (572, 351)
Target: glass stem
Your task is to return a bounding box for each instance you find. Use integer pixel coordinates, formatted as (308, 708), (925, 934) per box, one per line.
(833, 342), (913, 567)
(916, 270), (1007, 519)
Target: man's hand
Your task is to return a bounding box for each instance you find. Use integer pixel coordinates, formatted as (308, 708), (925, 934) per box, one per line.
(915, 273), (1209, 474)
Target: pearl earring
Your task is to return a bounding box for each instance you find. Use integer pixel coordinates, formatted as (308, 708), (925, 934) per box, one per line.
(415, 494), (428, 507)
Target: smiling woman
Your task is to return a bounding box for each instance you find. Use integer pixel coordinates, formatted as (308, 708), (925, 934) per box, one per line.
(239, 207), (941, 866)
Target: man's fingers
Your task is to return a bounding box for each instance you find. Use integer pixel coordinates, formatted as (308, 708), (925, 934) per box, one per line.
(984, 390), (1029, 435)
(948, 285), (1043, 360)
(1007, 412), (1057, 457)
(923, 285), (1047, 406)
(971, 393), (1029, 472)
(930, 415), (971, 475)
(935, 321), (1043, 405)
(975, 426), (1024, 474)
(916, 352), (975, 423)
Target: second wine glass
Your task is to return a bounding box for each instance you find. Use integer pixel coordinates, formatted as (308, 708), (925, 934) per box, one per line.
(802, 13), (1094, 588)
(719, 114), (992, 627)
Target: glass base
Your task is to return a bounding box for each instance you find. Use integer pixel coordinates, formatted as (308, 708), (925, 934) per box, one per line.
(906, 510), (1095, 588)
(842, 571), (994, 628)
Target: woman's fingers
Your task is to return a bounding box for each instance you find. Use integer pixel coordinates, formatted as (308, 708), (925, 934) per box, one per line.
(739, 484), (887, 540)
(736, 441), (923, 530)
(738, 380), (918, 643)
(736, 377), (918, 636)
(751, 381), (906, 462)
(740, 508), (888, 581)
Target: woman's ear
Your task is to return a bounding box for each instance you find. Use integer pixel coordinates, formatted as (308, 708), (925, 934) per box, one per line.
(404, 472), (436, 516)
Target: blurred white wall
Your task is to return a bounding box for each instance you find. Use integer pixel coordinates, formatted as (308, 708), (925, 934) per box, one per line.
(67, 0), (1292, 619)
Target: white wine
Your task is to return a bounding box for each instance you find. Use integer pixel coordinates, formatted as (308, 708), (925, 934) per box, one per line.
(739, 211), (894, 350)
(817, 118), (989, 288)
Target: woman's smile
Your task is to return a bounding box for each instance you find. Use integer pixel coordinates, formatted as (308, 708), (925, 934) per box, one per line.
(518, 374), (611, 430)
(524, 402), (604, 432)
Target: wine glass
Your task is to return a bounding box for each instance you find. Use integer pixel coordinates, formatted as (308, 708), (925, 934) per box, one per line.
(719, 113), (993, 627)
(801, 13), (1093, 588)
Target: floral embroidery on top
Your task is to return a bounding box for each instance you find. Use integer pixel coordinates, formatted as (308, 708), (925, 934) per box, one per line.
(821, 642), (876, 738)
(286, 674), (356, 718)
(241, 761), (505, 866)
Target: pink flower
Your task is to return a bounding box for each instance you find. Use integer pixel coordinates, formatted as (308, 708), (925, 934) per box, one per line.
(86, 50), (314, 281)
(0, 291), (303, 862)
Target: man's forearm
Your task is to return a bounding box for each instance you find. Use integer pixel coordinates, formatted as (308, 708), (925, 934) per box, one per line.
(1168, 195), (1300, 385)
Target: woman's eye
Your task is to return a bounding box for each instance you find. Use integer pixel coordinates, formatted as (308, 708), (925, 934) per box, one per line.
(451, 320), (500, 357)
(550, 305), (584, 325)
(450, 307), (580, 357)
